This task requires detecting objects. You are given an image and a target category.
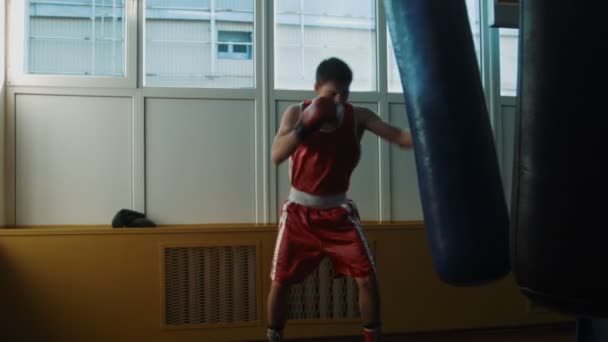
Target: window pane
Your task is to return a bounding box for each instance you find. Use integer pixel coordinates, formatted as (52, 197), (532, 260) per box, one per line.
(218, 30), (251, 43)
(499, 28), (518, 97)
(145, 0), (254, 88)
(274, 0), (377, 91)
(387, 0), (481, 93)
(27, 0), (126, 76)
(233, 44), (247, 53)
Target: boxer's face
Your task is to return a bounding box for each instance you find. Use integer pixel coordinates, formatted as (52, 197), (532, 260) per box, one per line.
(315, 80), (350, 105)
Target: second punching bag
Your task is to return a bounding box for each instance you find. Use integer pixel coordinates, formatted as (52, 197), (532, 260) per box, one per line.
(512, 0), (607, 317)
(385, 0), (510, 285)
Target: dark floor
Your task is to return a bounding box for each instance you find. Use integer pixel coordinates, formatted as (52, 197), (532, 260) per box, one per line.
(267, 323), (576, 342)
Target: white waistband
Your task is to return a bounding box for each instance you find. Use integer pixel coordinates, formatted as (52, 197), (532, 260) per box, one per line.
(288, 187), (347, 208)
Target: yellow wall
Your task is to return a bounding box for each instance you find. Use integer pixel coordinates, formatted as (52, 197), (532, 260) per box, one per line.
(0, 223), (572, 341)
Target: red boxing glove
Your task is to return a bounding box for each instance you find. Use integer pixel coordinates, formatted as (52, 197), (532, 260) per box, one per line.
(295, 97), (338, 140)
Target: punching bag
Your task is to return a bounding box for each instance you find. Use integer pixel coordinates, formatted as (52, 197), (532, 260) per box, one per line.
(385, 1), (510, 285)
(512, 0), (607, 317)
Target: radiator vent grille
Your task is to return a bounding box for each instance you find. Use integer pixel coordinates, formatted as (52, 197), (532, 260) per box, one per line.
(164, 245), (257, 326)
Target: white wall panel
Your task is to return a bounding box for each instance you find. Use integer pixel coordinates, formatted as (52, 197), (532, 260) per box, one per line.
(388, 103), (422, 221)
(15, 94), (132, 225)
(349, 103), (380, 220)
(146, 98), (255, 224)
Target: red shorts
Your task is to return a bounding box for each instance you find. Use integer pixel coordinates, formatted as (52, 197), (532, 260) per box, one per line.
(270, 200), (376, 285)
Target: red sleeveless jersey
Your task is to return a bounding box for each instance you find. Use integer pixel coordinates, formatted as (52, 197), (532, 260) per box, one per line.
(290, 100), (361, 196)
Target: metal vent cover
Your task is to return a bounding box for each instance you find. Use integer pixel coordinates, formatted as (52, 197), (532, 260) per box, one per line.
(163, 245), (257, 326)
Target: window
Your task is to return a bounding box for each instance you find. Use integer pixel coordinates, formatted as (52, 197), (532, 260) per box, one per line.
(8, 0), (135, 87)
(387, 0), (481, 93)
(217, 31), (252, 60)
(26, 0), (126, 77)
(1, 0), (5, 85)
(499, 28), (518, 97)
(274, 0), (377, 91)
(144, 0), (255, 88)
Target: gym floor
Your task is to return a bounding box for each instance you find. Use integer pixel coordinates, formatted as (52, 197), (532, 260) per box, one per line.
(255, 323), (576, 342)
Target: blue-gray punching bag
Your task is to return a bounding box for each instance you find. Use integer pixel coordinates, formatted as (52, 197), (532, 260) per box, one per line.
(385, 0), (510, 285)
(512, 0), (607, 318)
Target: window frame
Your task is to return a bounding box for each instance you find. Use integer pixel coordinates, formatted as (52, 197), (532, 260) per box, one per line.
(7, 0), (138, 88)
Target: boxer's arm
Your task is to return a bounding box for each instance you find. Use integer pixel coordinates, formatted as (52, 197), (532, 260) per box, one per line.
(356, 107), (413, 149)
(271, 105), (302, 166)
(271, 98), (338, 165)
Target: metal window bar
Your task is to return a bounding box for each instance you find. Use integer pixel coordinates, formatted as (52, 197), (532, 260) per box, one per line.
(29, 0), (123, 6)
(276, 11), (374, 20)
(111, 0), (117, 75)
(145, 5), (253, 14)
(299, 0), (304, 79)
(29, 0), (125, 15)
(90, 0), (95, 75)
(146, 39), (211, 44)
(210, 0), (216, 75)
(30, 35), (124, 42)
